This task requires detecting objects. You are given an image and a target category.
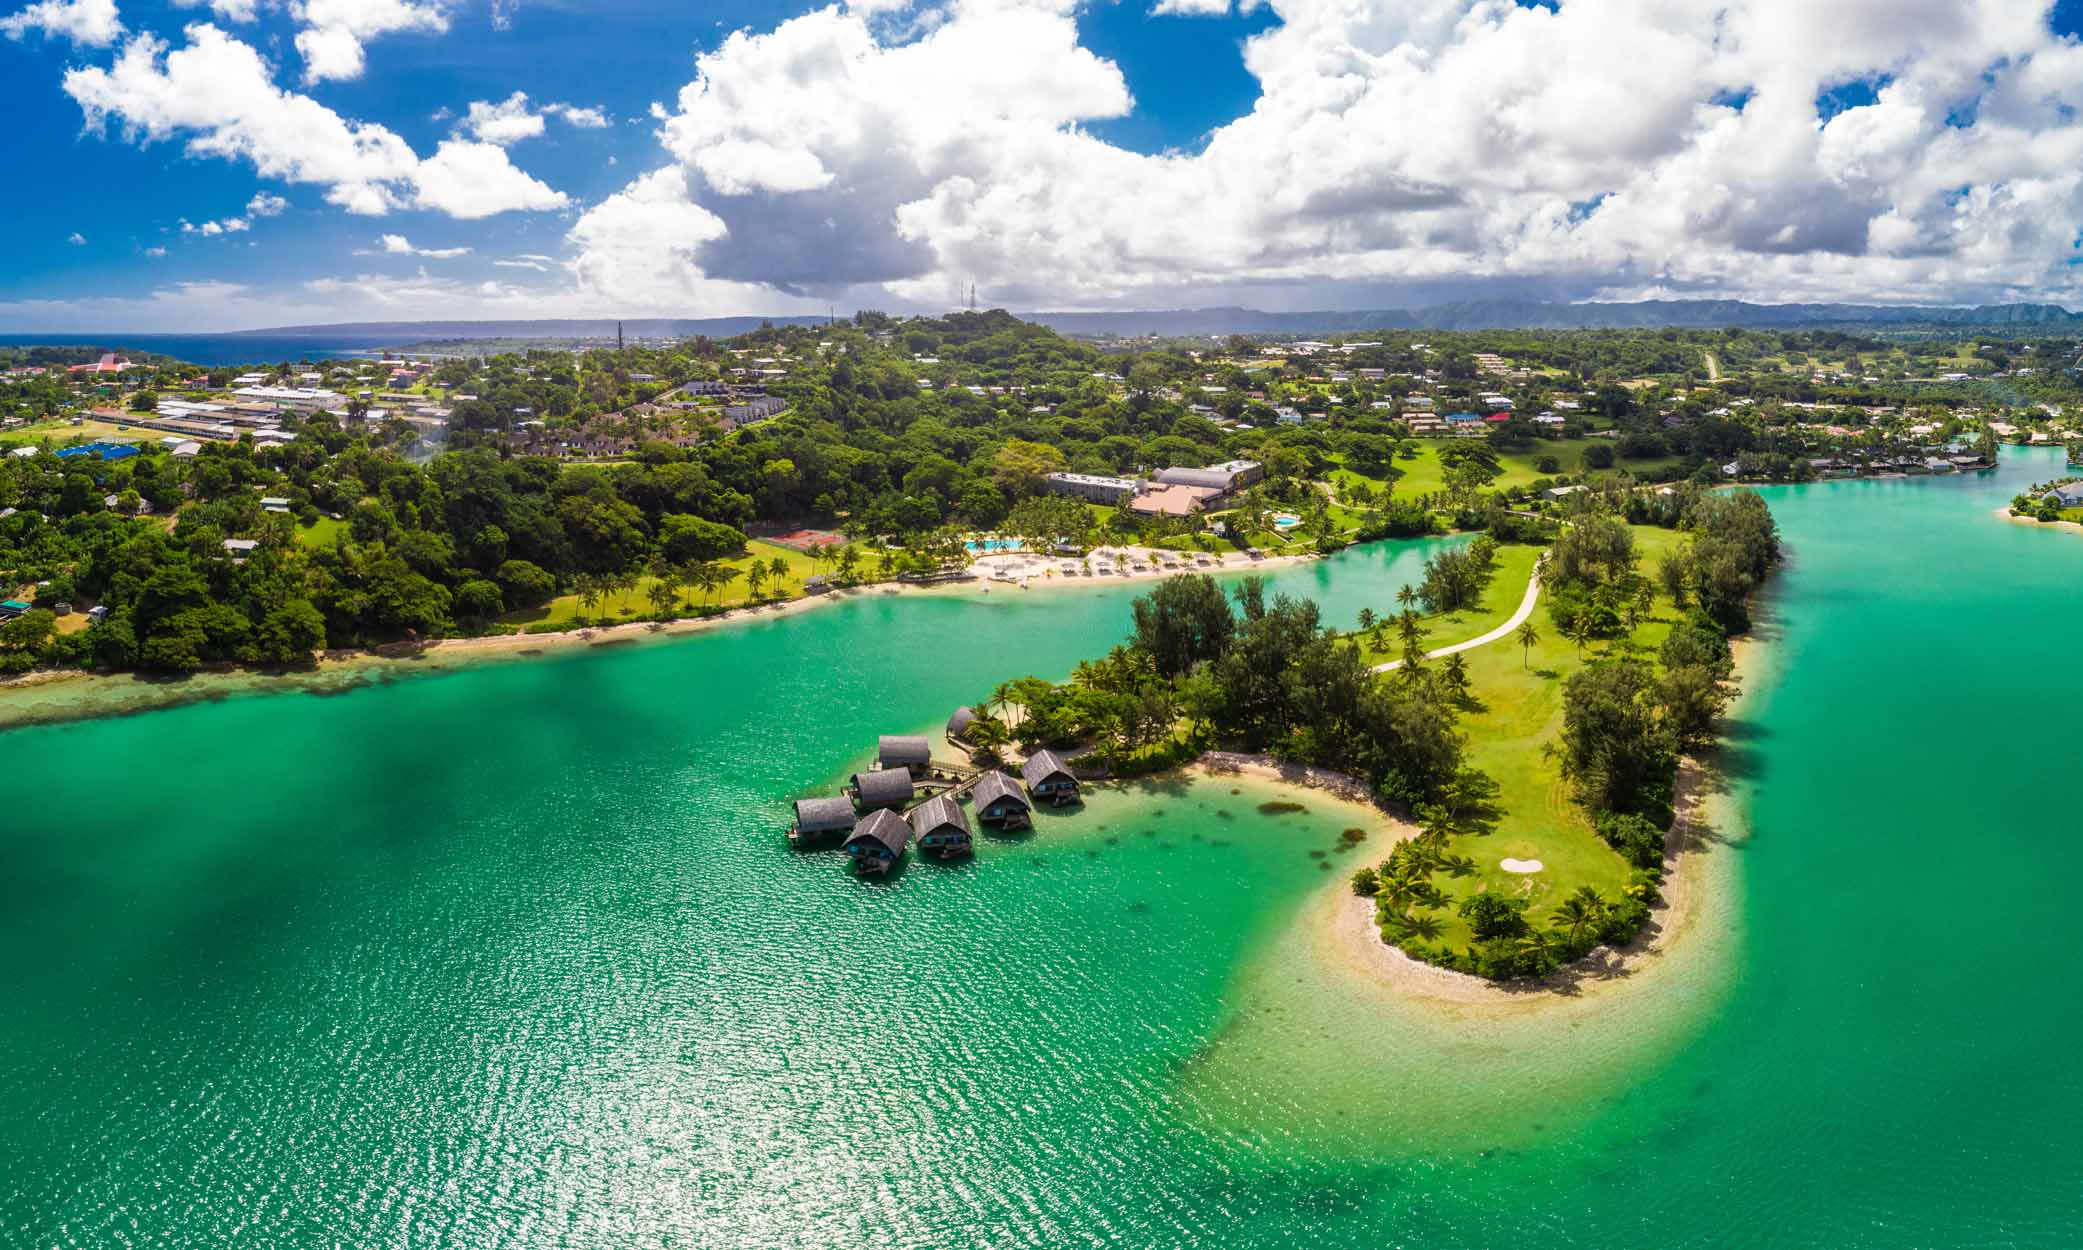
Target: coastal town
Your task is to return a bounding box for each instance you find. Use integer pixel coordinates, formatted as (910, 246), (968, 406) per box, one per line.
(4, 312), (2079, 664)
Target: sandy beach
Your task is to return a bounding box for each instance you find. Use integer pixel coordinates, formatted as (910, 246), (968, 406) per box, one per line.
(1995, 504), (2083, 538)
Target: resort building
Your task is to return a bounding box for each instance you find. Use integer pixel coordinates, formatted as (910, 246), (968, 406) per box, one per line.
(791, 796), (857, 845)
(946, 706), (977, 743)
(849, 767), (915, 812)
(877, 735), (933, 775)
(1021, 750), (1081, 807)
(971, 770), (1032, 829)
(1152, 460), (1263, 492)
(843, 809), (912, 875)
(232, 386), (344, 413)
(1043, 471), (1141, 505)
(1130, 484), (1224, 517)
(908, 794), (973, 858)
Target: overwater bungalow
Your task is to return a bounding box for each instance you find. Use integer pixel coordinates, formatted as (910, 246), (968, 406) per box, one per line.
(946, 706), (977, 743)
(790, 796), (857, 845)
(878, 734), (934, 775)
(908, 794), (973, 858)
(843, 808), (912, 875)
(971, 770), (1032, 829)
(1021, 750), (1081, 807)
(849, 767), (916, 811)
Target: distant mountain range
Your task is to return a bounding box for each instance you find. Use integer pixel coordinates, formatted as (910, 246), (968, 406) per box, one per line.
(234, 300), (2083, 343)
(1019, 300), (2083, 336)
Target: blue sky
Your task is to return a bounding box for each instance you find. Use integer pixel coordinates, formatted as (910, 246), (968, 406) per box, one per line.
(4, 0), (2083, 330)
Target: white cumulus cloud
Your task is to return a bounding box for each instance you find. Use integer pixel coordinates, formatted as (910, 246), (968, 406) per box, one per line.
(0, 0), (123, 46)
(292, 0), (448, 84)
(558, 0), (2083, 311)
(246, 190), (289, 217)
(463, 91), (543, 145)
(378, 233), (470, 258)
(64, 24), (567, 219)
(182, 215), (250, 235)
(172, 0), (258, 21)
(460, 92), (614, 144)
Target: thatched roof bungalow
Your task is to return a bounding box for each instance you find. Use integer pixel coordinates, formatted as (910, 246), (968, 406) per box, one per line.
(946, 706), (977, 741)
(1021, 750), (1081, 806)
(844, 808), (912, 874)
(878, 734), (934, 775)
(908, 793), (972, 858)
(791, 796), (857, 844)
(971, 770), (1032, 828)
(850, 767), (916, 811)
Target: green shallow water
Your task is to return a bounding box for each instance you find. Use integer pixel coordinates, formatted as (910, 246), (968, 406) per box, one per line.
(4, 456), (2083, 1247)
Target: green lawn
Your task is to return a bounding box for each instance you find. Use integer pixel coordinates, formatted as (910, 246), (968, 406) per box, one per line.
(294, 517), (346, 548)
(497, 538), (840, 628)
(1329, 439), (1686, 502)
(0, 417), (146, 449)
(1352, 541), (1544, 664)
(1386, 525), (1689, 951)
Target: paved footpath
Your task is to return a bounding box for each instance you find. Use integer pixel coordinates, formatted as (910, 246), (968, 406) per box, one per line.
(1373, 558), (1544, 673)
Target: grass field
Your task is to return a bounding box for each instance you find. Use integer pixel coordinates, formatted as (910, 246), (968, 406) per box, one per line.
(1388, 525), (1689, 950)
(0, 418), (147, 449)
(1329, 439), (1686, 501)
(294, 517), (346, 549)
(497, 538), (839, 629)
(1351, 541), (1544, 664)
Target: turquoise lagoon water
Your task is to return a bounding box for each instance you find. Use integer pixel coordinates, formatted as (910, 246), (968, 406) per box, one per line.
(3, 453), (2082, 1247)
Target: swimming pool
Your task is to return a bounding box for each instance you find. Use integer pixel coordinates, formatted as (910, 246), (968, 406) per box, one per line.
(965, 538), (1027, 553)
(1272, 514), (1302, 529)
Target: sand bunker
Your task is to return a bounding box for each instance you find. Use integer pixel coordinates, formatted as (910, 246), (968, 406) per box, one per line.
(1500, 858), (1544, 873)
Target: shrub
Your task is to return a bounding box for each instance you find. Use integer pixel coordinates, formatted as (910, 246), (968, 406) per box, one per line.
(1350, 866), (1381, 897)
(1595, 810), (1668, 869)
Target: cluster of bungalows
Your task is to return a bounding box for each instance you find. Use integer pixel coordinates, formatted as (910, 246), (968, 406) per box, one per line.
(786, 728), (1082, 877)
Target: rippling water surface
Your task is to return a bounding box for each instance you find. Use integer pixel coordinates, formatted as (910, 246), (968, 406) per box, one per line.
(4, 457), (2082, 1248)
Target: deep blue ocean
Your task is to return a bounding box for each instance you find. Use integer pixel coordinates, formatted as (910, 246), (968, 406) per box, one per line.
(0, 333), (432, 367)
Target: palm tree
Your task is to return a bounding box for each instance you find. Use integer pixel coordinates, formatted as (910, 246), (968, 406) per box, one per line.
(743, 562), (769, 602)
(1356, 607), (1378, 636)
(834, 544), (860, 583)
(711, 564), (740, 604)
(1515, 619), (1540, 668)
(1396, 585), (1418, 610)
(766, 556), (790, 592)
(1551, 887), (1607, 948)
(575, 573), (604, 623)
(645, 580), (677, 619)
(683, 561), (721, 606)
(1401, 911), (1446, 942)
(966, 716), (1010, 764)
(1562, 615), (1594, 658)
(1516, 928), (1562, 971)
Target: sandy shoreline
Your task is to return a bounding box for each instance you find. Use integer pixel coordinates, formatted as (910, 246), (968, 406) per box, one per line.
(0, 545), (1328, 729)
(1994, 504), (2083, 538)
